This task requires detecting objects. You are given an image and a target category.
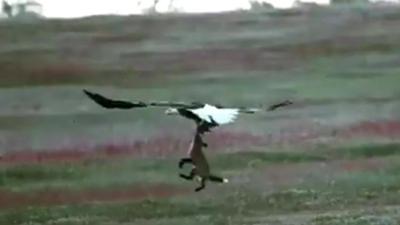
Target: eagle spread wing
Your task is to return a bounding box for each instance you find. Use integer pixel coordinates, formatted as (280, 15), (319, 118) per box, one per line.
(267, 100), (293, 111)
(83, 90), (147, 109)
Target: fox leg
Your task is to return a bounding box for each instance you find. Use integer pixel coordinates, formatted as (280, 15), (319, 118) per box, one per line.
(179, 168), (195, 180)
(178, 158), (193, 169)
(195, 177), (206, 192)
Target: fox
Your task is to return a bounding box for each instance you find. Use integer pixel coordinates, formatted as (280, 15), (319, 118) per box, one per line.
(178, 123), (228, 192)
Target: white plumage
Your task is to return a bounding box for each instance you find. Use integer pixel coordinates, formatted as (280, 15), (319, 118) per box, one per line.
(190, 104), (239, 125)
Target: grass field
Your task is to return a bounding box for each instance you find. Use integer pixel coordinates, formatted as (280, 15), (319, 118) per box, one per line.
(1, 4), (400, 225)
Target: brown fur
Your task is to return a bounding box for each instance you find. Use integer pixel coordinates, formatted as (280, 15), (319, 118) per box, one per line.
(179, 125), (227, 192)
(188, 131), (210, 177)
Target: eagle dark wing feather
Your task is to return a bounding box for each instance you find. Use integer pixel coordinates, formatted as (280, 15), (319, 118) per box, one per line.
(267, 100), (293, 111)
(149, 101), (204, 108)
(177, 108), (203, 123)
(177, 108), (219, 133)
(83, 90), (147, 109)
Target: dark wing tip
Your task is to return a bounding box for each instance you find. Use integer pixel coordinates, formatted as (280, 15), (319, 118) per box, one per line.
(83, 89), (104, 101)
(82, 89), (93, 97)
(83, 89), (147, 109)
(267, 100), (293, 111)
(83, 89), (103, 101)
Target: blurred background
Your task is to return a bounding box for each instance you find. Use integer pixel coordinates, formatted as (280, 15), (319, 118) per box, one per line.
(1, 1), (400, 225)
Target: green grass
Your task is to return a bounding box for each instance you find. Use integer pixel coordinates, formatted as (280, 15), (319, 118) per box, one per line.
(0, 151), (318, 190)
(0, 199), (230, 224)
(312, 212), (400, 225)
(211, 151), (327, 170)
(2, 5), (400, 148)
(0, 158), (181, 191)
(2, 175), (400, 225)
(0, 163), (84, 184)
(321, 143), (400, 160)
(1, 143), (400, 191)
(2, 4), (400, 225)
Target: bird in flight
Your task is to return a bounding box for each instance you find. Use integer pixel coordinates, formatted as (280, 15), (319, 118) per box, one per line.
(83, 89), (293, 191)
(83, 89), (292, 133)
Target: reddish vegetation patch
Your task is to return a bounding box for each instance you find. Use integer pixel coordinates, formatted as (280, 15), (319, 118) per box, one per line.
(339, 120), (400, 139)
(207, 131), (266, 150)
(0, 60), (94, 85)
(0, 151), (92, 165)
(0, 131), (266, 165)
(28, 62), (92, 80)
(0, 184), (189, 209)
(121, 48), (298, 73)
(257, 158), (389, 189)
(1, 120), (399, 165)
(91, 32), (150, 43)
(339, 158), (386, 172)
(269, 35), (397, 57)
(254, 119), (400, 147)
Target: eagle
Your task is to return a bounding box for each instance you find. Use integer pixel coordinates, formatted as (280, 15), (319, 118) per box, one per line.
(83, 89), (292, 133)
